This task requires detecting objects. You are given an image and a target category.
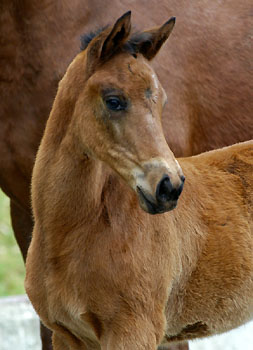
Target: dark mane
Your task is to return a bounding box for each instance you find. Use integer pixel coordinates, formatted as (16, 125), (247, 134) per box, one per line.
(80, 27), (108, 51)
(80, 26), (152, 57)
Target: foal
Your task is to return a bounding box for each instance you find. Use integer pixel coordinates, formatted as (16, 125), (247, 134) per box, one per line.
(25, 12), (253, 350)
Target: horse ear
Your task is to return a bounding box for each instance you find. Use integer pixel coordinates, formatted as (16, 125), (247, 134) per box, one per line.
(101, 11), (132, 60)
(86, 11), (131, 74)
(136, 17), (175, 60)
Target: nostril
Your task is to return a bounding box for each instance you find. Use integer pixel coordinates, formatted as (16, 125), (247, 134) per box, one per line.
(156, 175), (173, 203)
(156, 175), (185, 203)
(176, 181), (184, 198)
(180, 175), (185, 183)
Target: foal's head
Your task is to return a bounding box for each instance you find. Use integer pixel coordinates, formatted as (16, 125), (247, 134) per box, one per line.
(65, 12), (184, 214)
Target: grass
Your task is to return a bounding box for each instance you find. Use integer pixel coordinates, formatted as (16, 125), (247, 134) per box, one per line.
(0, 190), (26, 296)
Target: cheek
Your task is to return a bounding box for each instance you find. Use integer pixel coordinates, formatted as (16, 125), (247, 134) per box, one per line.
(109, 118), (132, 144)
(111, 122), (122, 138)
(144, 113), (156, 130)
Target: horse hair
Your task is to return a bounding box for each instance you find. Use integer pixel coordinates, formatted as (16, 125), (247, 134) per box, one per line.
(80, 26), (152, 58)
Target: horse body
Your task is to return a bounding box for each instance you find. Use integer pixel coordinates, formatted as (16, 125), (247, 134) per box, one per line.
(25, 14), (253, 350)
(165, 143), (253, 341)
(26, 123), (253, 348)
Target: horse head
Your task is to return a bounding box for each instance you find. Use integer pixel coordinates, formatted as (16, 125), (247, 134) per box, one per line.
(62, 11), (184, 214)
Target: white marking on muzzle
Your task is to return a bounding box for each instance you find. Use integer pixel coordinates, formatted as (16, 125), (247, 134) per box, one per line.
(130, 157), (174, 192)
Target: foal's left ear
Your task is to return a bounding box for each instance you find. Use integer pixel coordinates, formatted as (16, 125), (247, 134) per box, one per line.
(135, 17), (176, 60)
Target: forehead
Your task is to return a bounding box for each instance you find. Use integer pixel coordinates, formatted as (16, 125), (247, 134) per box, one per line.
(88, 53), (162, 94)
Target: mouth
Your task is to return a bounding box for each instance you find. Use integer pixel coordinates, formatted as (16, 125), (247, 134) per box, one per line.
(137, 186), (177, 215)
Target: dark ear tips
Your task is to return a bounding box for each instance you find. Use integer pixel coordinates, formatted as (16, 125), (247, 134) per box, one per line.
(121, 10), (131, 19)
(162, 17), (176, 31)
(116, 10), (132, 35)
(114, 11), (131, 29)
(167, 17), (176, 25)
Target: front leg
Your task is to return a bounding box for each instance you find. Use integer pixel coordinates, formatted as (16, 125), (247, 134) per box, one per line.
(52, 325), (87, 350)
(102, 334), (188, 350)
(100, 316), (189, 350)
(101, 317), (162, 350)
(53, 332), (70, 350)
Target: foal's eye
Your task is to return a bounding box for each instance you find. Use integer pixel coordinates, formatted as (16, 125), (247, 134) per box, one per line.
(105, 97), (126, 111)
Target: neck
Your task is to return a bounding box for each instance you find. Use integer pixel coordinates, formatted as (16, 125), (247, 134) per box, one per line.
(33, 128), (138, 236)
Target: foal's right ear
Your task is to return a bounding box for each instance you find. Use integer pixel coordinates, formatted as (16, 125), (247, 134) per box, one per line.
(86, 11), (131, 74)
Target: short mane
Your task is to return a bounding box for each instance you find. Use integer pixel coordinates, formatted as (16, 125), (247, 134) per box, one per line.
(80, 27), (108, 51)
(80, 26), (152, 57)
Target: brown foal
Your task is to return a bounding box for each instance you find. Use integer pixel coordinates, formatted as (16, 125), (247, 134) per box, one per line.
(25, 13), (253, 350)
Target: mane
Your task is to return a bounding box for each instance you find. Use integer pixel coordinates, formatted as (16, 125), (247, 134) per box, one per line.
(80, 26), (152, 57)
(80, 27), (108, 51)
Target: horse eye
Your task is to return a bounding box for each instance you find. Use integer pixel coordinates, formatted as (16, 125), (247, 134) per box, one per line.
(105, 97), (126, 111)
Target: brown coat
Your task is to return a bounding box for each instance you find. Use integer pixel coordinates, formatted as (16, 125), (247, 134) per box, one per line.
(25, 15), (253, 349)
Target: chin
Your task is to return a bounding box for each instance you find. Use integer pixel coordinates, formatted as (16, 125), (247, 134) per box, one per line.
(139, 198), (178, 215)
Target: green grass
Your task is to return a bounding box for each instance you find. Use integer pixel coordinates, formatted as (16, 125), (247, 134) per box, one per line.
(0, 190), (25, 296)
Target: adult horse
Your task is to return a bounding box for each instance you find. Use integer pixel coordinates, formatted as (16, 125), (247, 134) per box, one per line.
(1, 1), (252, 349)
(25, 12), (253, 350)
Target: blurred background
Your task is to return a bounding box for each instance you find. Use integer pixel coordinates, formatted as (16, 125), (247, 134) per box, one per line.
(0, 190), (25, 297)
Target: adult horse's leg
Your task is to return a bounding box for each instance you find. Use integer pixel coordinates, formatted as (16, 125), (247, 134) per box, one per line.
(10, 200), (33, 261)
(40, 324), (53, 350)
(10, 200), (53, 350)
